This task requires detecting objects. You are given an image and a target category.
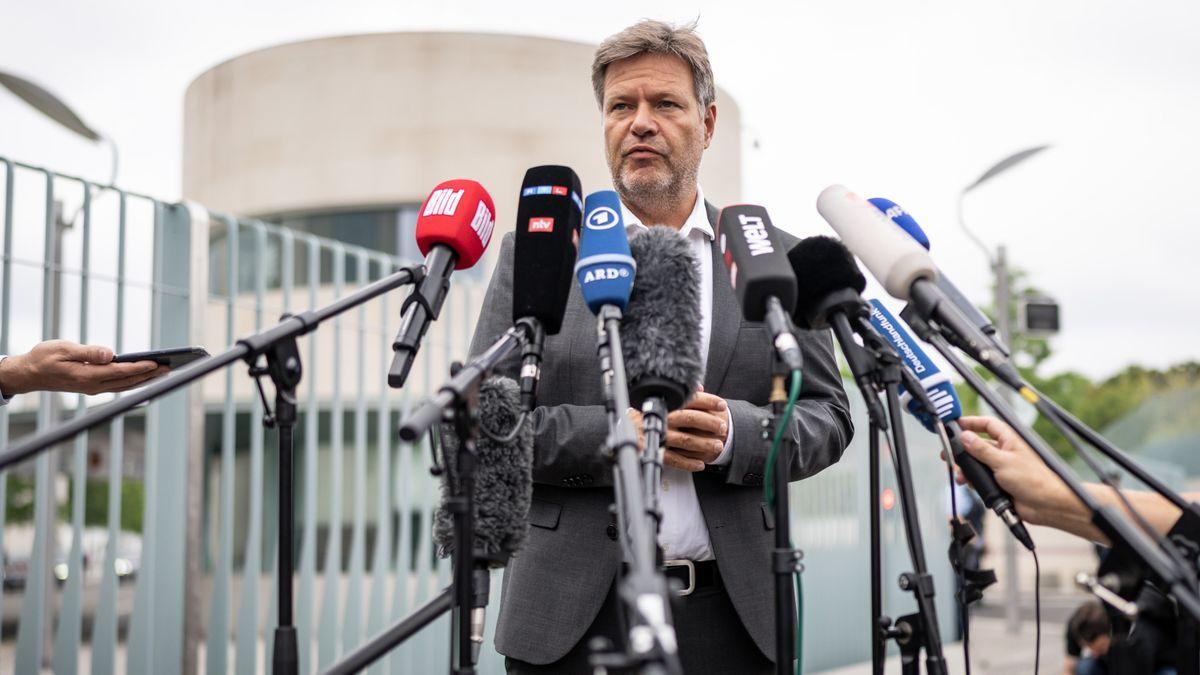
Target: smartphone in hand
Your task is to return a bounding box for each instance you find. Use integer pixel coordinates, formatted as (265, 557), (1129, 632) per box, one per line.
(113, 346), (210, 369)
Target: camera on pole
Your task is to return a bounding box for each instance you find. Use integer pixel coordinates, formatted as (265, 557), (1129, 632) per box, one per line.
(1018, 293), (1061, 336)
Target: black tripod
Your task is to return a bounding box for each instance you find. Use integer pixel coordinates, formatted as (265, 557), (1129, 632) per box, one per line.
(826, 308), (947, 675)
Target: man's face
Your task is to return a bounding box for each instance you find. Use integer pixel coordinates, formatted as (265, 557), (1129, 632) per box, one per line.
(602, 52), (716, 207)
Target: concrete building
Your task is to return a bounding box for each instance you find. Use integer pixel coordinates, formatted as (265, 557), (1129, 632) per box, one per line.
(183, 31), (743, 266)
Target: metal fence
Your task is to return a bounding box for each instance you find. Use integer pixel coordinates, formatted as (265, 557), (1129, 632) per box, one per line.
(0, 155), (963, 674)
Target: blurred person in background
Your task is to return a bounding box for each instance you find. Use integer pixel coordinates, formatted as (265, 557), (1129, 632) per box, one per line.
(1065, 600), (1112, 675)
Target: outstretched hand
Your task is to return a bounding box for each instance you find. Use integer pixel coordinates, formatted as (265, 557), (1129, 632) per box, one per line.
(0, 340), (167, 396)
(956, 415), (1075, 527)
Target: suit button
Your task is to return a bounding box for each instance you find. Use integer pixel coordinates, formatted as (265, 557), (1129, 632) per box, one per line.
(744, 472), (763, 486)
(582, 474), (594, 485)
(606, 524), (618, 541)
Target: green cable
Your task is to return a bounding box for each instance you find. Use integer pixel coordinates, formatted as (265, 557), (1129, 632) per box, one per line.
(763, 370), (802, 509)
(761, 369), (803, 674)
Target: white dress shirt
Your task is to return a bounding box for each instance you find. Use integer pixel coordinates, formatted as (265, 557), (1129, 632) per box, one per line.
(621, 185), (733, 562)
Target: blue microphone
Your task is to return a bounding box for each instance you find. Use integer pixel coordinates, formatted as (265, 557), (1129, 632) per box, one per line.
(576, 190), (636, 314)
(867, 298), (1034, 550)
(869, 197), (1010, 358)
(869, 198), (929, 250)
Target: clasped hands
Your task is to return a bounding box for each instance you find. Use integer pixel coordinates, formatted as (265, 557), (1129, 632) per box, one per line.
(627, 386), (729, 472)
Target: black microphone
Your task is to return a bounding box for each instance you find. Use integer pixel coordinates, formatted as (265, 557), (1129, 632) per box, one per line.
(511, 165), (583, 411)
(787, 235), (887, 426)
(433, 376), (533, 664)
(622, 227), (703, 412)
(389, 179), (497, 388)
(717, 204), (803, 371)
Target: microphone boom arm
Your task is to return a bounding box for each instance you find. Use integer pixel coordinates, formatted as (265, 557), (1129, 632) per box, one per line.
(908, 317), (1200, 623)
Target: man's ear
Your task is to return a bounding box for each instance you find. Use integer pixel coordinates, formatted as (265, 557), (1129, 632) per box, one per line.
(703, 103), (717, 149)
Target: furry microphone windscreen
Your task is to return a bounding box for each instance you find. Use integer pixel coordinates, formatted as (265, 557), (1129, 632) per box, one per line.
(788, 236), (868, 330)
(622, 226), (703, 410)
(433, 376), (533, 566)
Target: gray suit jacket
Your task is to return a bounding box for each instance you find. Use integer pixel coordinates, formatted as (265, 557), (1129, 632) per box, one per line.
(468, 203), (853, 664)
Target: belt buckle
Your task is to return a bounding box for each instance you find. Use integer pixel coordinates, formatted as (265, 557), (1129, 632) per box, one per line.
(663, 559), (695, 596)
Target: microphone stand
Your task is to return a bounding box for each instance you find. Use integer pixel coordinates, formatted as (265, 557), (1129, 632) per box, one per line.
(766, 349), (804, 675)
(901, 313), (1200, 625)
(826, 309), (948, 675)
(589, 304), (681, 675)
(0, 264), (426, 675)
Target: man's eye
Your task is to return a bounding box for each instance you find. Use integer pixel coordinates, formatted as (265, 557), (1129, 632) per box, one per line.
(610, 102), (630, 111)
(658, 101), (678, 109)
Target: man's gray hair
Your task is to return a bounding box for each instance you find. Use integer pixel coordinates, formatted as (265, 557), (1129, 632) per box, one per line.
(591, 19), (715, 112)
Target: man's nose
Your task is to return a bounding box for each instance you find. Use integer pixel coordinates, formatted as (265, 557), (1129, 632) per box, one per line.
(630, 103), (657, 137)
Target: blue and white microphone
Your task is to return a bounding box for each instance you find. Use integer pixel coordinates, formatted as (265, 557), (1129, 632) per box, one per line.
(869, 197), (1009, 358)
(576, 190), (635, 313)
(868, 198), (929, 250)
(867, 298), (1034, 550)
(868, 299), (960, 430)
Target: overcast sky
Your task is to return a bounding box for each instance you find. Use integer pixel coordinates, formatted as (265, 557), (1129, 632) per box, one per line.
(1, 0), (1198, 380)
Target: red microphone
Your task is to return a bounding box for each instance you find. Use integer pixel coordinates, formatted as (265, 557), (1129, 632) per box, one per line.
(390, 179), (496, 387)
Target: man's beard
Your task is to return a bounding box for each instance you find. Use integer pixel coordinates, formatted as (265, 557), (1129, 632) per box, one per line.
(612, 152), (699, 216)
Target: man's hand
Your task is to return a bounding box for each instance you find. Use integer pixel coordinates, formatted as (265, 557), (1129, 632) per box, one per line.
(627, 388), (730, 473)
(665, 389), (728, 470)
(956, 415), (1076, 527)
(0, 340), (167, 397)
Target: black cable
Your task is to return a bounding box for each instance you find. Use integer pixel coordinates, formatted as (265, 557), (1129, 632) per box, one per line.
(1033, 548), (1042, 675)
(477, 410), (529, 444)
(945, 462), (971, 675)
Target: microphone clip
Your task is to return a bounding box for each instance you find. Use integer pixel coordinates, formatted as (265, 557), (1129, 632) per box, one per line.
(242, 315), (304, 429)
(515, 316), (546, 413)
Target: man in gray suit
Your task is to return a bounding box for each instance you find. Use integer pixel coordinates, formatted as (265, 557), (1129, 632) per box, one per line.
(468, 19), (854, 674)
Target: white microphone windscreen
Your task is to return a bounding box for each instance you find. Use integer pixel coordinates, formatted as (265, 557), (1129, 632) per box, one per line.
(816, 185), (937, 300)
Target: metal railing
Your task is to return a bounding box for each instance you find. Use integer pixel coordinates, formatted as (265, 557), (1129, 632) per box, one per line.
(1, 155), (963, 674)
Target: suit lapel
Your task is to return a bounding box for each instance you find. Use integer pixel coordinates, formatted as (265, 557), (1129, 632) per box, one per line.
(703, 201), (739, 392)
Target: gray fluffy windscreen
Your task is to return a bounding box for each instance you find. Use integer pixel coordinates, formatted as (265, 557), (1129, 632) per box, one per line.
(622, 226), (703, 397)
(433, 376), (533, 566)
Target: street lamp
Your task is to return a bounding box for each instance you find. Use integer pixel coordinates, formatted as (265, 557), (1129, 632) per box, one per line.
(958, 144), (1050, 260)
(0, 69), (119, 187)
(957, 143), (1051, 636)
